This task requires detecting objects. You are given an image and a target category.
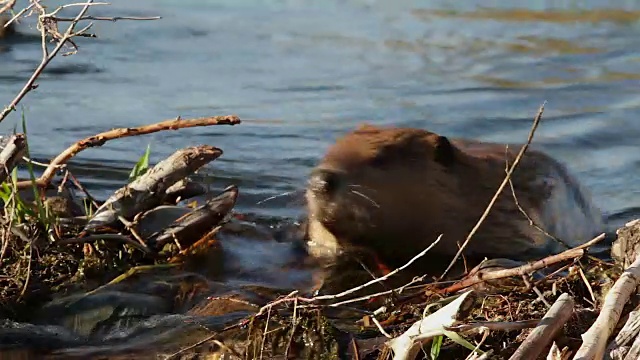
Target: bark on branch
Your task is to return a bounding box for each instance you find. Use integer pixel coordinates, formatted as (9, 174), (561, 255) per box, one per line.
(82, 145), (223, 233)
(0, 134), (26, 184)
(509, 293), (574, 360)
(16, 115), (240, 189)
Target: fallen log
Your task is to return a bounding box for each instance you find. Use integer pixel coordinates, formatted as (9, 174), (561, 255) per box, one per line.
(144, 185), (239, 252)
(82, 145), (222, 233)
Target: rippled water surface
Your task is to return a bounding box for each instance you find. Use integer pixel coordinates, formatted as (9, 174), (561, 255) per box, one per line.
(2, 0), (640, 224)
(2, 0), (640, 355)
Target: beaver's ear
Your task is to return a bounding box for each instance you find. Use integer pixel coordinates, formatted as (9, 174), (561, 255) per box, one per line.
(434, 136), (455, 166)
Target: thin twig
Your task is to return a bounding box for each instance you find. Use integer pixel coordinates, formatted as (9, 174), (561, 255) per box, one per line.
(505, 146), (570, 249)
(259, 305), (272, 360)
(57, 233), (151, 254)
(1, 0), (160, 126)
(0, 0), (96, 122)
(54, 15), (161, 21)
(0, 0), (16, 16)
(5, 3), (35, 27)
(440, 102), (546, 279)
(446, 319), (540, 333)
(312, 234), (443, 301)
(523, 275), (552, 308)
(117, 215), (148, 249)
(578, 266), (597, 307)
(371, 307), (392, 338)
(66, 170), (100, 210)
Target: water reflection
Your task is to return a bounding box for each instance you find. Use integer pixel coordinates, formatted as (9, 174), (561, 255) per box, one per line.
(416, 7), (640, 24)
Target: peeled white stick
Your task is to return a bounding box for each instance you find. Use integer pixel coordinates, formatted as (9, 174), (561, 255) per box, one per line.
(573, 254), (640, 360)
(509, 293), (574, 360)
(388, 290), (476, 360)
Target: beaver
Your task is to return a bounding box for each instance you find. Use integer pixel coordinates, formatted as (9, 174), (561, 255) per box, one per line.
(305, 124), (606, 278)
(0, 15), (16, 39)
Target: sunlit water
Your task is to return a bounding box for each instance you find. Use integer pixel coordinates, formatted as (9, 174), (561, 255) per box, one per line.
(2, 0), (640, 356)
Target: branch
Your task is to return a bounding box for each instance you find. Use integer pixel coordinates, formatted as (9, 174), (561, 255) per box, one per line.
(311, 234), (443, 302)
(82, 145), (224, 232)
(574, 249), (640, 359)
(440, 233), (605, 294)
(0, 0), (16, 15)
(0, 0), (96, 122)
(15, 115), (241, 189)
(0, 134), (26, 184)
(508, 293), (575, 360)
(53, 15), (161, 21)
(0, 0), (160, 123)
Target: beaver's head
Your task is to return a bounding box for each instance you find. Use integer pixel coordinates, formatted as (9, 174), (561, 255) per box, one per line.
(305, 124), (474, 265)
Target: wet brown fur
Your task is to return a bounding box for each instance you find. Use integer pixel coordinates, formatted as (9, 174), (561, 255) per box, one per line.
(306, 124), (601, 277)
(0, 15), (15, 39)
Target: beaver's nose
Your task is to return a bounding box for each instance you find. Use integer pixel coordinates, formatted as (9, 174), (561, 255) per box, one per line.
(309, 169), (343, 196)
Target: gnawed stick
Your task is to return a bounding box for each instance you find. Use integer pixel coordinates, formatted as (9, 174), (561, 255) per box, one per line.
(163, 178), (208, 204)
(547, 342), (572, 360)
(441, 233), (606, 294)
(607, 308), (640, 356)
(0, 134), (26, 184)
(509, 293), (575, 360)
(82, 145), (222, 233)
(146, 185), (238, 251)
(621, 328), (640, 360)
(574, 251), (640, 360)
(387, 290), (477, 360)
(15, 115), (240, 189)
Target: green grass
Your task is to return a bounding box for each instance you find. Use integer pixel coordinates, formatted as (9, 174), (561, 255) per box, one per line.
(129, 143), (151, 182)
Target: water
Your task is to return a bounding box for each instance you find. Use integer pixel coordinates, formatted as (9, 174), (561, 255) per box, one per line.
(2, 1), (640, 224)
(2, 0), (640, 356)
